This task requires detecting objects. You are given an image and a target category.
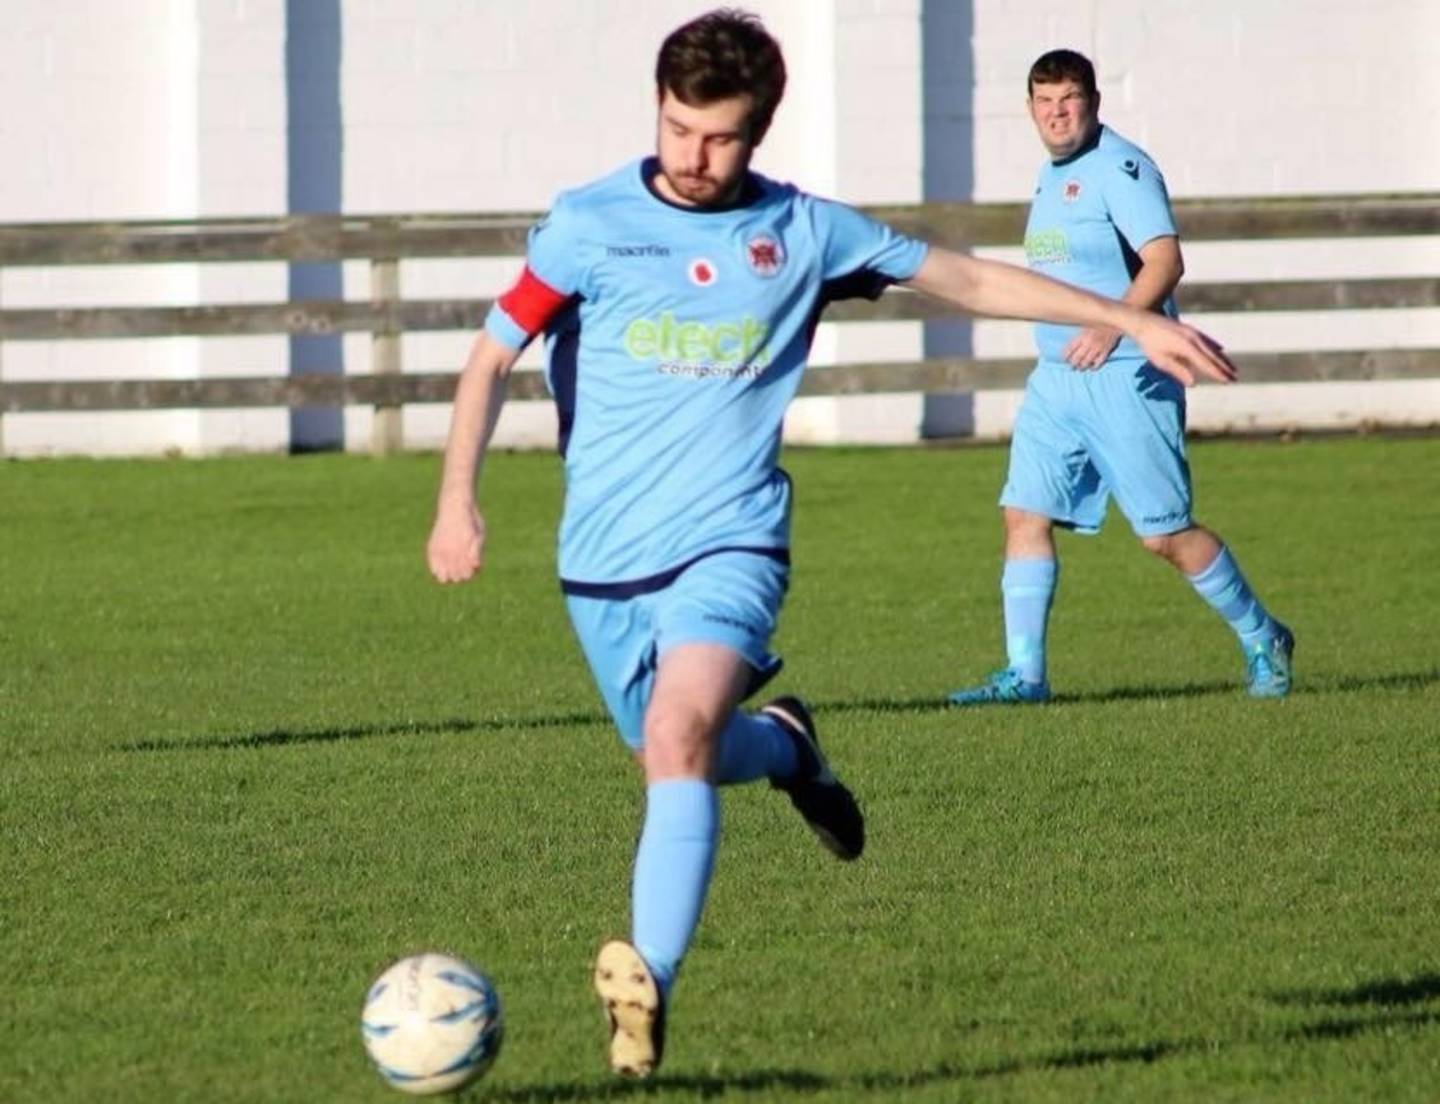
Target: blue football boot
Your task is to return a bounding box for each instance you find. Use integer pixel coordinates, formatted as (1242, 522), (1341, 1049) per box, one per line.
(1246, 622), (1295, 698)
(948, 667), (1051, 707)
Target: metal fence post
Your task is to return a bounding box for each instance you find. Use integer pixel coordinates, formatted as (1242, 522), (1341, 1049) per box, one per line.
(370, 257), (402, 455)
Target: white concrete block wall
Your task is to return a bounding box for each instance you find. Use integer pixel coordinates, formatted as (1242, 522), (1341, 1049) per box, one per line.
(785, 0), (929, 445)
(2, 0), (289, 456)
(1, 1), (1436, 456)
(952, 0), (1440, 439)
(966, 0), (1440, 198)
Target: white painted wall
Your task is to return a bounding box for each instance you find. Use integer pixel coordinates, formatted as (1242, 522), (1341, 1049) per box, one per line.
(951, 0), (1440, 440)
(1, 0), (1436, 456)
(1, 0), (289, 456)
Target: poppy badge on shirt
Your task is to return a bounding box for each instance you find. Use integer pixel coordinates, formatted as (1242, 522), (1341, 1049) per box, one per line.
(688, 258), (718, 286)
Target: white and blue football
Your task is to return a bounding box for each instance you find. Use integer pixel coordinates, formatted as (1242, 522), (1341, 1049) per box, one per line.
(361, 952), (504, 1096)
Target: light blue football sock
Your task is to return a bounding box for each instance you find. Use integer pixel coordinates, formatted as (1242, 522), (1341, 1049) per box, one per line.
(713, 711), (798, 785)
(1002, 557), (1057, 684)
(632, 779), (719, 998)
(1186, 545), (1274, 647)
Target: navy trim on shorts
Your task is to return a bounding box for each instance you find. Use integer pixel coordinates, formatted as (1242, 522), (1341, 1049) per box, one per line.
(559, 545), (791, 600)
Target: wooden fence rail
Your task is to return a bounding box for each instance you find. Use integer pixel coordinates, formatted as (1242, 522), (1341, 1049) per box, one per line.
(1, 193), (1437, 454)
(1, 194), (1436, 266)
(1, 277), (1437, 344)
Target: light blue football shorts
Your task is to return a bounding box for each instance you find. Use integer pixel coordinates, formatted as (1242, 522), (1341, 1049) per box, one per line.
(564, 549), (789, 749)
(1000, 358), (1193, 537)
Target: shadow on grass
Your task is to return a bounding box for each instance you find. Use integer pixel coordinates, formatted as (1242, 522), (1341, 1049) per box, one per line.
(816, 666), (1440, 715)
(115, 667), (1439, 754)
(1287, 1010), (1440, 1043)
(495, 969), (1440, 1100)
(1267, 970), (1440, 1045)
(1043, 666), (1440, 706)
(490, 1004), (1440, 1103)
(1270, 971), (1440, 1009)
(816, 681), (1252, 715)
(114, 711), (611, 753)
(485, 1042), (1184, 1102)
(483, 1068), (827, 1102)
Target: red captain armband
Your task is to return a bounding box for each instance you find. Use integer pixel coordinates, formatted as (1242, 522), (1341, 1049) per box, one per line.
(496, 266), (571, 336)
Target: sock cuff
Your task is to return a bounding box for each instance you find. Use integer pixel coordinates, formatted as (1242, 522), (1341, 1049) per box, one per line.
(1002, 557), (1058, 589)
(645, 778), (718, 835)
(1186, 544), (1235, 589)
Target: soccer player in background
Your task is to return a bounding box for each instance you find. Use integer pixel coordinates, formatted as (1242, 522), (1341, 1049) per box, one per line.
(426, 11), (1235, 1078)
(949, 49), (1293, 707)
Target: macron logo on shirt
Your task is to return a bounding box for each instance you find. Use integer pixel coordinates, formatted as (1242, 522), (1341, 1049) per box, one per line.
(606, 244), (672, 258)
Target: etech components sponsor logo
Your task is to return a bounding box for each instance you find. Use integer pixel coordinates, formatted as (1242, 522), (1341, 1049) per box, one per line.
(623, 312), (770, 379)
(1024, 228), (1070, 266)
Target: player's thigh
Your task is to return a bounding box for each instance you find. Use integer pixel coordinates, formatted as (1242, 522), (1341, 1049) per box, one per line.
(565, 593), (655, 750)
(1001, 367), (1108, 534)
(1083, 362), (1193, 537)
(653, 550), (788, 697)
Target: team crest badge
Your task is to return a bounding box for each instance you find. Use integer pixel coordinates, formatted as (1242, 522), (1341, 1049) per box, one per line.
(688, 258), (718, 287)
(744, 233), (786, 278)
(1062, 179), (1083, 203)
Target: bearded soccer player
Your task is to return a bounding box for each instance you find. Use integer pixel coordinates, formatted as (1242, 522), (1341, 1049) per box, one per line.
(427, 11), (1235, 1078)
(949, 49), (1292, 708)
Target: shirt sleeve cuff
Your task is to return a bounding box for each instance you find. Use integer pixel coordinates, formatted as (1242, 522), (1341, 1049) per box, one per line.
(484, 303), (530, 352)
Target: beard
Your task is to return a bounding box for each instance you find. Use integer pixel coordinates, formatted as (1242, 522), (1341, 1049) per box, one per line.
(659, 165), (743, 208)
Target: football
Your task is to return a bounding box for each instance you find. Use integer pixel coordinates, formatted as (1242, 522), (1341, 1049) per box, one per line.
(360, 952), (504, 1096)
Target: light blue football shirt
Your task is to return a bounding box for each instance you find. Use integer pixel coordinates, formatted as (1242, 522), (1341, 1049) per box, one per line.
(486, 158), (928, 592)
(1024, 125), (1178, 363)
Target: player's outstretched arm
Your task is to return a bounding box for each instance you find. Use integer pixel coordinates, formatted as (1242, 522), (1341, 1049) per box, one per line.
(1063, 235), (1184, 370)
(902, 246), (1236, 386)
(427, 331), (523, 585)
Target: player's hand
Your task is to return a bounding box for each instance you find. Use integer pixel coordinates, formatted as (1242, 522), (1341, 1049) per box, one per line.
(1132, 315), (1238, 386)
(1063, 326), (1122, 370)
(427, 503), (487, 584)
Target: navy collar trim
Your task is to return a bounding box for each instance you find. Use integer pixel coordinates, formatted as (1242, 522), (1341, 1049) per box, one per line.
(1050, 124), (1104, 167)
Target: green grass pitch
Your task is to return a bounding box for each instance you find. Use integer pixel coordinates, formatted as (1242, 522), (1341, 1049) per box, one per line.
(2, 435), (1437, 1102)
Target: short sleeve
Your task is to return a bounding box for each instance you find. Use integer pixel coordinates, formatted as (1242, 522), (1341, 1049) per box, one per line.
(522, 194), (588, 296)
(812, 198), (929, 286)
(1102, 154), (1178, 252)
(485, 194), (587, 351)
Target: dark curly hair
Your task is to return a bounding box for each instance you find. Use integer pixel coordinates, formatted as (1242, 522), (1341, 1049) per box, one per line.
(655, 9), (787, 143)
(1027, 48), (1098, 101)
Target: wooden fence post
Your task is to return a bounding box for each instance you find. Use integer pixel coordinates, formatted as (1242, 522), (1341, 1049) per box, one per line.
(0, 270), (6, 459)
(370, 257), (402, 455)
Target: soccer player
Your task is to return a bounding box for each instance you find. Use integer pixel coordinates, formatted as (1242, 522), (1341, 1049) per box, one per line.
(949, 49), (1293, 708)
(426, 13), (1235, 1078)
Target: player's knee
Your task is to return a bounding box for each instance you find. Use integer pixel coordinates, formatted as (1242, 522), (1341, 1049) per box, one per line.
(1141, 532), (1180, 562)
(1003, 507), (1050, 539)
(642, 700), (714, 778)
